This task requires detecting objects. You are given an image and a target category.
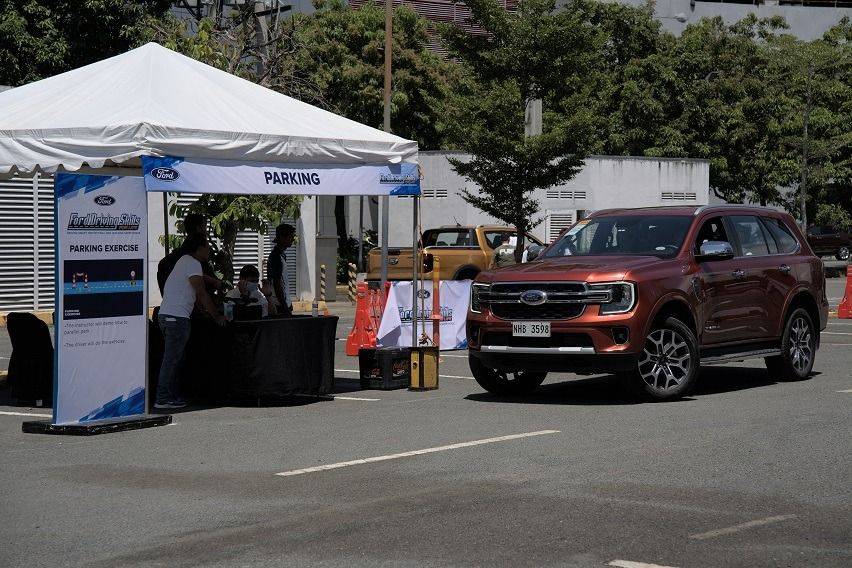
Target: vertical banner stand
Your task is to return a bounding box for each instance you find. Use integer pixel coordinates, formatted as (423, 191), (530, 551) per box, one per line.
(23, 173), (171, 435)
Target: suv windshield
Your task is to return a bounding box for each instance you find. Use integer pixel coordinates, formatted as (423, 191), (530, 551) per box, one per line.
(543, 215), (692, 258)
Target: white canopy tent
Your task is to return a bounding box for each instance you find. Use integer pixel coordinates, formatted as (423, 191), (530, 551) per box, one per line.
(0, 42), (428, 432)
(0, 42), (422, 314)
(0, 42), (417, 173)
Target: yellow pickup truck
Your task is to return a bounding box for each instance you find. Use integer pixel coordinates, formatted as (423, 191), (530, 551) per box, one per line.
(366, 225), (544, 281)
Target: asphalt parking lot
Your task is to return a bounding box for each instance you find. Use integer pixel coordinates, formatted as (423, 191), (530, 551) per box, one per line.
(1, 280), (850, 568)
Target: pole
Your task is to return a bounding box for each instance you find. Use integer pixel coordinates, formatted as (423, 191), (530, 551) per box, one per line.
(162, 193), (170, 255)
(379, 0), (393, 289)
(412, 196), (419, 349)
(357, 196), (364, 272)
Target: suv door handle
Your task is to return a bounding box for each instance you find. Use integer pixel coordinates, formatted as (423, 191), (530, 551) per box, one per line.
(731, 269), (746, 279)
(779, 264), (791, 275)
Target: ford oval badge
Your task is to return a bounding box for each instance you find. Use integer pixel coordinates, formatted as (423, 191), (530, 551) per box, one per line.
(151, 167), (180, 181)
(94, 195), (115, 206)
(417, 289), (431, 299)
(520, 289), (547, 306)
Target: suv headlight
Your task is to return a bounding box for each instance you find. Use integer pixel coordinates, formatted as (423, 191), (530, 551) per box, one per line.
(470, 283), (490, 313)
(589, 282), (636, 315)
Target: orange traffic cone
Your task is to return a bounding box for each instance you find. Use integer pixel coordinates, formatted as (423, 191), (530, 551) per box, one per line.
(838, 265), (852, 319)
(346, 283), (378, 356)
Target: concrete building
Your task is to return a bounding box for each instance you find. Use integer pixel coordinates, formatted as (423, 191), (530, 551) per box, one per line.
(626, 0), (852, 41)
(383, 152), (710, 246)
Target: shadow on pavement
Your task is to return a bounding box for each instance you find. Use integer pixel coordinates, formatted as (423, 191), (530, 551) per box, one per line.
(464, 365), (815, 406)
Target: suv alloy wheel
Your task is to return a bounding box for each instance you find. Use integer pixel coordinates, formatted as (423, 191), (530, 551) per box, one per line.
(765, 308), (816, 381)
(837, 246), (850, 262)
(621, 317), (699, 401)
(469, 356), (547, 396)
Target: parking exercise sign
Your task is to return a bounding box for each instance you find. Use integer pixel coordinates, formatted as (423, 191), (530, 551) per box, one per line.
(54, 174), (148, 424)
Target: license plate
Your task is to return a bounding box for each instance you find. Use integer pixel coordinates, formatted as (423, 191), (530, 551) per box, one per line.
(512, 321), (551, 337)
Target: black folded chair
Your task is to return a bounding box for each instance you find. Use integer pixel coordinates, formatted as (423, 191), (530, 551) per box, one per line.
(6, 312), (54, 405)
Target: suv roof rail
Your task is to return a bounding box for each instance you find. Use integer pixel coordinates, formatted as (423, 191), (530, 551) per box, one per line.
(693, 204), (776, 216)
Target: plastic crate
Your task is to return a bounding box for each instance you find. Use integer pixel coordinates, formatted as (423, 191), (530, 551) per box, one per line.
(358, 347), (411, 390)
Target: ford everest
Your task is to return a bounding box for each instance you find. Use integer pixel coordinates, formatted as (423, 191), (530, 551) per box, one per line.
(467, 205), (829, 401)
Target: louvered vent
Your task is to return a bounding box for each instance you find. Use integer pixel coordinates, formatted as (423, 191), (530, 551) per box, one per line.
(545, 189), (587, 199)
(0, 174), (55, 311)
(547, 212), (574, 243)
(661, 191), (697, 201)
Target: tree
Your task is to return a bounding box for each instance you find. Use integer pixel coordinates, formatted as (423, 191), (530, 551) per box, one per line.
(613, 15), (793, 206)
(770, 20), (852, 228)
(289, 0), (458, 253)
(0, 0), (170, 86)
(440, 0), (602, 260)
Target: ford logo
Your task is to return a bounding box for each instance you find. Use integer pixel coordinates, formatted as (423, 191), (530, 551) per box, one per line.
(520, 289), (547, 306)
(417, 289), (431, 299)
(151, 167), (180, 181)
(93, 195), (115, 206)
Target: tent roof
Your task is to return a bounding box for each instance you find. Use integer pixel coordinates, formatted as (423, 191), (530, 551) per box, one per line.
(0, 42), (418, 174)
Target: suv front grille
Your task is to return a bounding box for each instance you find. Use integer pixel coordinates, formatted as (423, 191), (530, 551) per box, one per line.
(490, 303), (584, 320)
(482, 281), (600, 320)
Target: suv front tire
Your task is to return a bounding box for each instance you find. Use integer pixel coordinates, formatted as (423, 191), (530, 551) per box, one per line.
(621, 316), (699, 401)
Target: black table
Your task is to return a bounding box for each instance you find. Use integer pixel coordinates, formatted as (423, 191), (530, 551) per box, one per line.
(228, 315), (338, 400)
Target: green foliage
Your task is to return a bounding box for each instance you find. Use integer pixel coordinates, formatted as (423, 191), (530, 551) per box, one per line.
(292, 0), (456, 149)
(0, 0), (170, 86)
(169, 194), (300, 285)
(440, 0), (602, 258)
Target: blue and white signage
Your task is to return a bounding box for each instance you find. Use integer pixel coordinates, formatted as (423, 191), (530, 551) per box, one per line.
(142, 156), (420, 196)
(54, 174), (148, 424)
(377, 281), (471, 351)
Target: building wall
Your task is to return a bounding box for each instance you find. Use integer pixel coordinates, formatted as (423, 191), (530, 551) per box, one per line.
(386, 153), (710, 246)
(615, 0), (851, 40)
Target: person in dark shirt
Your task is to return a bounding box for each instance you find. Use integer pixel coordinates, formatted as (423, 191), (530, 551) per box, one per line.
(267, 223), (295, 316)
(157, 214), (222, 295)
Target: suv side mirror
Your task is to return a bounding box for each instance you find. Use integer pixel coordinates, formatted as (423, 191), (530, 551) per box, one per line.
(524, 244), (545, 263)
(696, 240), (734, 262)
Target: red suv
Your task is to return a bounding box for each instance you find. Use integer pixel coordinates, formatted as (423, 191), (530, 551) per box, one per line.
(467, 205), (829, 401)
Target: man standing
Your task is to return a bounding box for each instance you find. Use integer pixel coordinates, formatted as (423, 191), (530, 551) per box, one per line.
(157, 213), (222, 295)
(156, 235), (226, 409)
(267, 223), (295, 316)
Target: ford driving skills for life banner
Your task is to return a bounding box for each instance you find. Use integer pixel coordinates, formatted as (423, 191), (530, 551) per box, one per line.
(54, 174), (148, 424)
(377, 281), (471, 350)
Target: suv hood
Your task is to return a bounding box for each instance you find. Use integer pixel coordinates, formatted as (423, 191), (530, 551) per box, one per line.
(483, 255), (667, 283)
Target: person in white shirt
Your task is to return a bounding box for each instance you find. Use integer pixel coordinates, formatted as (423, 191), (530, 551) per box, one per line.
(226, 264), (269, 318)
(156, 235), (225, 409)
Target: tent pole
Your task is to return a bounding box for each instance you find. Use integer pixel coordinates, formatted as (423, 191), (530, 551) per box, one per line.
(412, 195), (419, 349)
(162, 192), (170, 255)
(357, 196), (364, 272)
(380, 197), (389, 286)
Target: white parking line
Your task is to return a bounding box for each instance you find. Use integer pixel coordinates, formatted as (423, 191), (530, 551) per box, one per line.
(607, 560), (674, 568)
(822, 331), (852, 335)
(334, 396), (381, 401)
(0, 410), (51, 418)
(838, 389), (852, 393)
(688, 514), (796, 540)
(274, 430), (560, 477)
(608, 561), (679, 568)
